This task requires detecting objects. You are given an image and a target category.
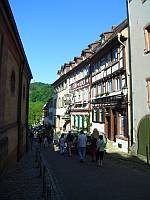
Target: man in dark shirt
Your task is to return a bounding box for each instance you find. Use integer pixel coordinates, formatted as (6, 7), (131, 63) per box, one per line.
(66, 131), (74, 156)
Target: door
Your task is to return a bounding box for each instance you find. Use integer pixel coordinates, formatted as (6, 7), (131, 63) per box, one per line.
(138, 115), (150, 156)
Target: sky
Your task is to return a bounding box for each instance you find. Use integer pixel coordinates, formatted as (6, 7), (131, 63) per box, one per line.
(9, 0), (127, 84)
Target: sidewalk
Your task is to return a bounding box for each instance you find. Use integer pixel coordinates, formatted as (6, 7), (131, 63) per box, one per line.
(104, 140), (150, 174)
(0, 147), (42, 200)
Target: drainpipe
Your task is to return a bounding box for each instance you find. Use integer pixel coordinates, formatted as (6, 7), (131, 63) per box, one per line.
(117, 31), (132, 152)
(117, 33), (126, 47)
(126, 0), (134, 146)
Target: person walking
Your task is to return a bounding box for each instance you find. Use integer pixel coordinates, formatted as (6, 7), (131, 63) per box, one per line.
(78, 130), (87, 163)
(43, 135), (48, 148)
(66, 131), (74, 156)
(59, 134), (65, 155)
(90, 134), (97, 162)
(96, 135), (106, 166)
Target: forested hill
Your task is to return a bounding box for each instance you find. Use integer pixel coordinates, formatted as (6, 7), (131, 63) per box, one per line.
(29, 82), (53, 103)
(29, 82), (53, 126)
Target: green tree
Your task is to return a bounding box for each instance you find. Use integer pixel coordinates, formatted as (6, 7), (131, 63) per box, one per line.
(28, 82), (54, 126)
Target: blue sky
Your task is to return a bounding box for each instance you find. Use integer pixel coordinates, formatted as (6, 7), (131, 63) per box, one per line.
(9, 0), (127, 84)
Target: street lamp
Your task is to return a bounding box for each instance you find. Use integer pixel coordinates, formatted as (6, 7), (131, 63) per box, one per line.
(122, 85), (128, 97)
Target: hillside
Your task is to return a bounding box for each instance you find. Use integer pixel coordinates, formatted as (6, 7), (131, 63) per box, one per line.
(29, 82), (53, 126)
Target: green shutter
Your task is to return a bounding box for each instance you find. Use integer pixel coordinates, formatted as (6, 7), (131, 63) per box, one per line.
(74, 115), (76, 128)
(82, 115), (84, 129)
(78, 115), (80, 129)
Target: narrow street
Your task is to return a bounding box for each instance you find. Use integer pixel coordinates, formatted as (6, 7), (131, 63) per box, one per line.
(40, 146), (150, 200)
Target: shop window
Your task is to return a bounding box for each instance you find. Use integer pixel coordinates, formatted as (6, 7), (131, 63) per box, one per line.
(144, 25), (150, 54)
(10, 70), (15, 94)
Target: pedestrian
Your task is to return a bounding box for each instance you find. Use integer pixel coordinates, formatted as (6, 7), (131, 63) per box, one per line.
(96, 135), (106, 166)
(59, 134), (65, 155)
(43, 135), (48, 148)
(90, 134), (97, 162)
(78, 130), (87, 163)
(38, 134), (42, 148)
(50, 125), (55, 143)
(66, 130), (74, 156)
(53, 128), (59, 151)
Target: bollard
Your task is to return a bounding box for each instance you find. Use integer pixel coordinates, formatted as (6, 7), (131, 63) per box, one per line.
(39, 156), (42, 177)
(35, 147), (38, 162)
(42, 165), (46, 198)
(46, 185), (52, 200)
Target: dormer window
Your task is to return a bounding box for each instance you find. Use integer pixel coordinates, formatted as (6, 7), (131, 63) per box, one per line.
(101, 35), (105, 44)
(144, 25), (150, 54)
(141, 0), (147, 3)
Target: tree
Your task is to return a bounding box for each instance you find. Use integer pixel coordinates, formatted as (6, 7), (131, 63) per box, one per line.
(28, 82), (54, 126)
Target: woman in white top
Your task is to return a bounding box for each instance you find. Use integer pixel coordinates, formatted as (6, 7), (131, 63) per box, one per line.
(96, 135), (106, 166)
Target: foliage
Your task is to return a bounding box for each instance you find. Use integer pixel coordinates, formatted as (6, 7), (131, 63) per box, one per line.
(28, 82), (54, 126)
(29, 82), (53, 102)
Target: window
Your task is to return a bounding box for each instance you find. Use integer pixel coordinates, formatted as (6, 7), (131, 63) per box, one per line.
(112, 48), (118, 63)
(10, 70), (15, 94)
(58, 97), (61, 108)
(92, 109), (97, 122)
(147, 79), (150, 108)
(99, 109), (104, 123)
(92, 108), (104, 123)
(108, 79), (112, 93)
(144, 25), (150, 53)
(115, 77), (121, 91)
(62, 97), (64, 107)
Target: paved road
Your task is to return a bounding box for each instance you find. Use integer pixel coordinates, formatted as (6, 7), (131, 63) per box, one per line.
(0, 148), (42, 200)
(41, 147), (150, 200)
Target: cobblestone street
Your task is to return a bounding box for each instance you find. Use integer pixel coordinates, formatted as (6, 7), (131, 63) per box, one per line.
(41, 146), (150, 200)
(0, 147), (42, 200)
(1, 144), (150, 200)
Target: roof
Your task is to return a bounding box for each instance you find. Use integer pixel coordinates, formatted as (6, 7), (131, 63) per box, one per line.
(52, 19), (128, 87)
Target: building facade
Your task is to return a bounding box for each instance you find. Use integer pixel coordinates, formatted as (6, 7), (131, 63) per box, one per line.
(52, 19), (131, 152)
(0, 0), (32, 174)
(52, 64), (71, 133)
(90, 20), (130, 152)
(127, 0), (150, 156)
